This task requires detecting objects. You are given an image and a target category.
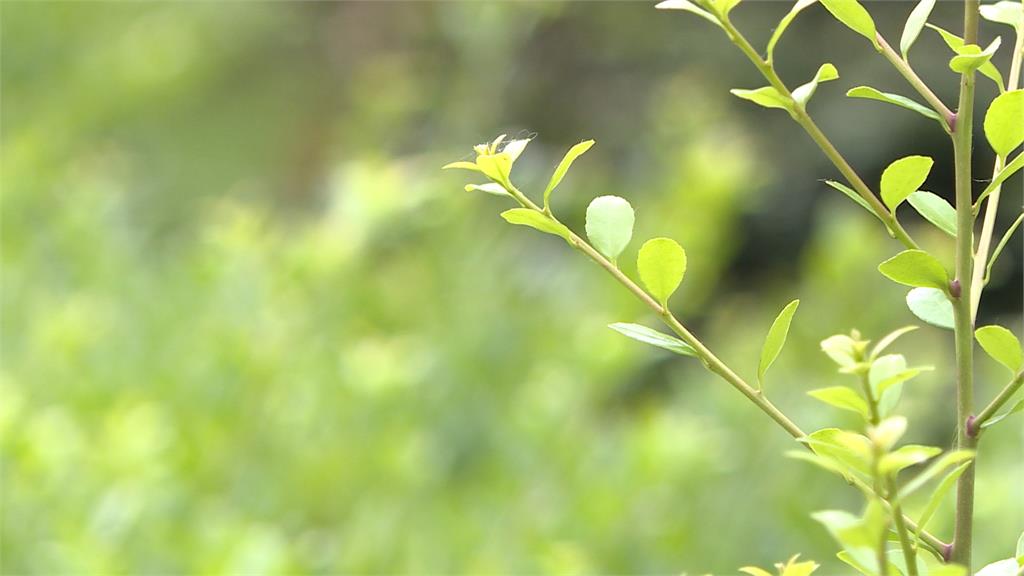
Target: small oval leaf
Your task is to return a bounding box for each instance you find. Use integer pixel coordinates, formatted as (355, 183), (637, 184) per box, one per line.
(881, 155), (934, 212)
(878, 250), (949, 290)
(585, 196), (635, 262)
(907, 191), (956, 236)
(637, 237), (687, 307)
(985, 89), (1024, 157)
(758, 299), (800, 387)
(906, 287), (954, 329)
(975, 325), (1024, 372)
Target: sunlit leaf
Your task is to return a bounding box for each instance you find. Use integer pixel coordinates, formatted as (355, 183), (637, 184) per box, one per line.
(500, 208), (573, 243)
(655, 0), (724, 28)
(758, 299), (799, 388)
(868, 416), (907, 451)
(824, 180), (876, 215)
(907, 191), (956, 237)
(975, 559), (1020, 576)
(878, 250), (949, 290)
(637, 238), (687, 307)
(881, 155), (934, 212)
(985, 90), (1024, 157)
(585, 196), (635, 263)
(786, 450), (856, 482)
(464, 183), (511, 197)
(976, 151), (1024, 208)
(739, 568), (773, 576)
(442, 161), (482, 172)
(821, 333), (861, 368)
(928, 24), (1006, 90)
(846, 86), (944, 124)
(792, 63), (839, 106)
(914, 461), (972, 539)
(730, 86), (792, 110)
(767, 0), (818, 61)
(906, 287), (954, 330)
(477, 152), (514, 186)
(608, 322), (697, 357)
(544, 140), (595, 211)
(801, 428), (873, 476)
(980, 1), (1023, 32)
(900, 0), (936, 58)
(874, 366), (931, 397)
(898, 449), (974, 499)
(870, 353), (907, 416)
(879, 444), (941, 475)
(975, 325), (1024, 372)
(808, 386), (870, 418)
(502, 138), (531, 163)
(818, 0), (879, 48)
(778, 555), (819, 576)
(949, 37), (1002, 76)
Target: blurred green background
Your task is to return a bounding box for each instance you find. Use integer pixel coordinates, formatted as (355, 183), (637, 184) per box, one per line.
(1, 1), (1021, 573)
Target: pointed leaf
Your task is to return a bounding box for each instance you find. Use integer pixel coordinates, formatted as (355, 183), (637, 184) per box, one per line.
(985, 89), (1024, 157)
(915, 461), (972, 537)
(980, 1), (1023, 32)
(824, 180), (876, 215)
(585, 196), (635, 262)
(818, 0), (879, 47)
(981, 398), (1024, 429)
(906, 287), (954, 329)
(500, 208), (573, 243)
(881, 155), (934, 212)
(975, 325), (1024, 372)
(928, 24), (1005, 90)
(464, 183), (511, 197)
(801, 428), (873, 476)
(476, 153), (513, 185)
(608, 323), (697, 357)
(870, 354), (907, 416)
(949, 37), (1002, 75)
(793, 63), (839, 106)
(976, 150), (1024, 208)
(443, 161), (482, 172)
(871, 325), (918, 359)
(730, 86), (792, 110)
(898, 449), (974, 499)
(543, 140), (595, 210)
(869, 416), (907, 451)
(786, 450), (857, 481)
(655, 0), (724, 28)
(846, 86), (943, 124)
(808, 386), (870, 418)
(758, 299), (800, 387)
(637, 238), (687, 307)
(767, 0), (818, 61)
(739, 568), (773, 576)
(900, 0), (937, 58)
(875, 366), (931, 397)
(879, 444), (942, 475)
(907, 191), (956, 236)
(878, 250), (949, 290)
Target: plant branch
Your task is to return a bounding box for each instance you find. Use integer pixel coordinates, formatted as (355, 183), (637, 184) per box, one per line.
(950, 0), (980, 568)
(970, 369), (1024, 434)
(718, 17), (920, 250)
(875, 33), (956, 130)
(970, 20), (1024, 321)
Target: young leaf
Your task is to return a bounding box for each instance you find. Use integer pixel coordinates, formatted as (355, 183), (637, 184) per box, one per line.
(500, 209), (573, 243)
(878, 444), (942, 475)
(898, 449), (974, 499)
(878, 250), (949, 290)
(739, 568), (773, 576)
(585, 196), (635, 263)
(980, 1), (1023, 32)
(900, 0), (937, 58)
(758, 299), (800, 387)
(975, 150), (1024, 208)
(821, 333), (861, 368)
(984, 89), (1024, 157)
(709, 0), (742, 18)
(543, 140), (595, 211)
(476, 153), (514, 186)
(874, 366), (931, 397)
(502, 138), (531, 163)
(868, 416), (907, 451)
(655, 0), (724, 28)
(975, 325), (1024, 372)
(465, 183), (511, 197)
(637, 238), (687, 307)
(914, 461), (972, 537)
(786, 450), (857, 482)
(928, 24), (1006, 90)
(730, 86), (792, 110)
(870, 353), (908, 416)
(981, 398), (1024, 429)
(767, 0), (818, 61)
(777, 555), (819, 576)
(881, 155), (934, 212)
(608, 323), (697, 357)
(443, 161), (482, 173)
(807, 386), (870, 418)
(907, 191), (956, 237)
(801, 428), (873, 476)
(792, 63), (839, 107)
(906, 287), (954, 330)
(870, 325), (918, 359)
(824, 180), (876, 215)
(949, 37), (1001, 75)
(846, 86), (943, 124)
(818, 0), (879, 48)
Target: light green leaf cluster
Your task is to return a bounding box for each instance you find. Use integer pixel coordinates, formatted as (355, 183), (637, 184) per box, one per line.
(928, 24), (1005, 90)
(880, 156), (934, 212)
(877, 250), (949, 291)
(818, 0), (880, 49)
(758, 300), (800, 389)
(638, 238), (687, 307)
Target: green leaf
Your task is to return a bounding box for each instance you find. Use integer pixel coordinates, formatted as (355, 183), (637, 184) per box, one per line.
(915, 461), (972, 538)
(792, 63), (839, 107)
(730, 86), (792, 110)
(975, 151), (1024, 208)
(813, 501), (887, 568)
(821, 333), (861, 368)
(818, 0), (879, 48)
(637, 238), (687, 307)
(808, 386), (870, 418)
(907, 191), (956, 237)
(975, 325), (1024, 372)
(874, 366), (931, 397)
(980, 1), (1023, 32)
(443, 161), (482, 172)
(464, 183), (511, 197)
(710, 0), (742, 17)
(870, 325), (918, 359)
(878, 250), (949, 290)
(608, 322), (697, 357)
(870, 354), (908, 416)
(655, 0), (724, 28)
(900, 0), (936, 58)
(500, 208), (573, 243)
(898, 449), (975, 499)
(906, 287), (954, 330)
(758, 299), (800, 388)
(543, 140), (595, 211)
(881, 155), (934, 212)
(975, 559), (1020, 576)
(767, 0), (818, 61)
(985, 90), (1024, 157)
(846, 86), (944, 124)
(1016, 528), (1024, 559)
(868, 416), (907, 451)
(949, 36), (1002, 75)
(879, 444), (942, 475)
(987, 212), (1024, 283)
(824, 180), (876, 216)
(738, 568), (774, 576)
(585, 196), (635, 262)
(801, 428), (873, 476)
(928, 24), (1005, 90)
(981, 398), (1024, 429)
(501, 138), (531, 163)
(476, 153), (514, 186)
(786, 450), (857, 482)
